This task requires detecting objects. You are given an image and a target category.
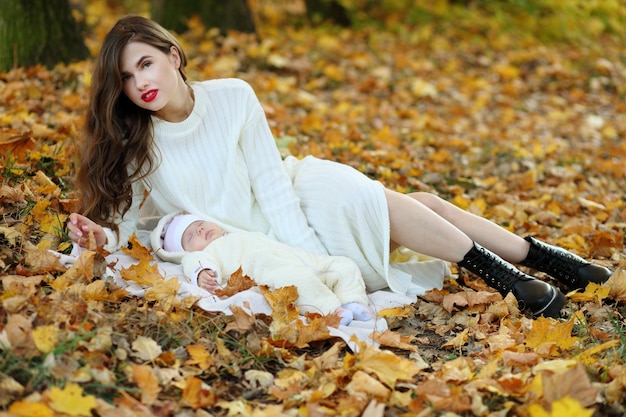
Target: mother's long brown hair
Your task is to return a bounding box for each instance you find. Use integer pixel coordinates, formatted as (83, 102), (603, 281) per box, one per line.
(76, 15), (187, 232)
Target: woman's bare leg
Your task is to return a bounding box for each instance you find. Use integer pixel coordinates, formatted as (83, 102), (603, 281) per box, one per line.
(406, 191), (530, 263)
(385, 189), (473, 262)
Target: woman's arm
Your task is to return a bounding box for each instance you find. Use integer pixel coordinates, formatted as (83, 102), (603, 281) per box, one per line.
(238, 82), (328, 255)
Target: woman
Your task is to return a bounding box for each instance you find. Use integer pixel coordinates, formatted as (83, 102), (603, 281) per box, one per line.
(68, 15), (611, 318)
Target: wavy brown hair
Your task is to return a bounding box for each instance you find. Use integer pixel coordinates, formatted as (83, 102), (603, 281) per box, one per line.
(76, 15), (188, 232)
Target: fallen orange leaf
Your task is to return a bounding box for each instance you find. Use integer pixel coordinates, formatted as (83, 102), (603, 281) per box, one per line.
(131, 364), (160, 405)
(185, 344), (215, 370)
(182, 376), (218, 409)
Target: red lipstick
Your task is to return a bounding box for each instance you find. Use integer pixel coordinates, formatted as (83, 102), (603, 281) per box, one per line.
(141, 89), (158, 102)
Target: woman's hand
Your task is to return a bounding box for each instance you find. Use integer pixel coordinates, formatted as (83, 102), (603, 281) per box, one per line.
(198, 269), (220, 293)
(67, 213), (107, 248)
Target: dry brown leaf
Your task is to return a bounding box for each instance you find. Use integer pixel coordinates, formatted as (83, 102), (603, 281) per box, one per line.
(260, 285), (300, 326)
(224, 304), (257, 333)
(605, 267), (626, 301)
(356, 343), (422, 387)
(346, 371), (390, 401)
(121, 234), (153, 261)
(540, 364), (599, 408)
(22, 242), (66, 274)
(214, 267), (255, 297)
(371, 329), (418, 352)
(120, 256), (164, 287)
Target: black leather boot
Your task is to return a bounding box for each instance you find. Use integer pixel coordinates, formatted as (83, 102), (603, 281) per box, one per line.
(520, 236), (612, 290)
(458, 243), (565, 318)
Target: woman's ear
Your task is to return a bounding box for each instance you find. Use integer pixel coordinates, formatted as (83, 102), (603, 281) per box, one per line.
(170, 46), (181, 68)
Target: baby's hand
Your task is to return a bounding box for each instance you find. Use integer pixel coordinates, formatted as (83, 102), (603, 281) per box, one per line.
(198, 269), (220, 293)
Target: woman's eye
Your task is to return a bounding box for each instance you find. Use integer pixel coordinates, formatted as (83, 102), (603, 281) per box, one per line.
(142, 61), (152, 68)
(121, 74), (131, 81)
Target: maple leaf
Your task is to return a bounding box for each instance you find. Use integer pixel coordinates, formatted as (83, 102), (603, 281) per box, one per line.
(224, 304), (256, 332)
(524, 317), (578, 352)
(376, 304), (414, 318)
(260, 285), (300, 326)
(121, 233), (153, 260)
(185, 344), (215, 370)
(346, 370), (391, 401)
(567, 282), (610, 303)
(0, 183), (27, 206)
(371, 329), (418, 352)
(442, 328), (469, 349)
(53, 250), (106, 290)
(355, 343), (422, 387)
(293, 315), (333, 347)
(81, 279), (128, 302)
(182, 376), (218, 409)
(131, 364), (160, 405)
(540, 364), (599, 408)
(605, 267), (626, 301)
(527, 396), (594, 417)
(22, 242), (66, 274)
(2, 314), (34, 353)
(144, 278), (181, 310)
(120, 256), (164, 287)
(0, 225), (23, 246)
(47, 383), (96, 416)
(214, 267), (255, 297)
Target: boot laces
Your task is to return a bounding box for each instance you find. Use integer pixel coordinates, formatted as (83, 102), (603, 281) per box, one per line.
(527, 243), (583, 284)
(463, 247), (525, 295)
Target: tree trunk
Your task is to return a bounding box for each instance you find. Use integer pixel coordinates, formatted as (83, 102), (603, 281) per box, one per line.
(152, 0), (256, 34)
(0, 0), (89, 71)
(304, 0), (351, 26)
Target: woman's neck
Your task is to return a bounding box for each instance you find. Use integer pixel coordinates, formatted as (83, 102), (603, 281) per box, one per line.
(155, 84), (195, 122)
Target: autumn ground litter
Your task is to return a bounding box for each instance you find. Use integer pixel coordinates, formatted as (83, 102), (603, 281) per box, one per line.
(1, 2), (626, 416)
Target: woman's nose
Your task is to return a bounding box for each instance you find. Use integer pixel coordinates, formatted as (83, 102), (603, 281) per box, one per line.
(135, 76), (148, 90)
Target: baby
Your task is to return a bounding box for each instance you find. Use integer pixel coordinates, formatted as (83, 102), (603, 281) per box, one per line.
(151, 212), (372, 325)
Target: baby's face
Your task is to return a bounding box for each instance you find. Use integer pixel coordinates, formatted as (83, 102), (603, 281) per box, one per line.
(181, 220), (225, 251)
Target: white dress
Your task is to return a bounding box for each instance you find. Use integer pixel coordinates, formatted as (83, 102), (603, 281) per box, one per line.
(104, 78), (448, 295)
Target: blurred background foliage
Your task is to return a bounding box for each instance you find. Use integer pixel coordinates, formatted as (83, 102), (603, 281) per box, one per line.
(87, 0), (626, 43)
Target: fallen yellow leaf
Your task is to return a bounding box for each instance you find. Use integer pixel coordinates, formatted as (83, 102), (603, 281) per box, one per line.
(32, 325), (58, 353)
(527, 395), (594, 417)
(525, 317), (578, 352)
(8, 401), (53, 417)
(48, 383), (96, 416)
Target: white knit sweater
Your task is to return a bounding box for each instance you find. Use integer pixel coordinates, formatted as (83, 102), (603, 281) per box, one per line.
(105, 78), (326, 255)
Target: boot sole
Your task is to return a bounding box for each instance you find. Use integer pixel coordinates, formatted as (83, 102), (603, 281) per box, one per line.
(533, 287), (565, 318)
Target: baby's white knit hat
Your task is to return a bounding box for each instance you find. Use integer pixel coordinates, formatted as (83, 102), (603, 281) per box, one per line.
(163, 213), (204, 253)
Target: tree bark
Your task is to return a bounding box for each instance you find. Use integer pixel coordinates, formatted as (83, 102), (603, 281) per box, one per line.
(305, 0), (351, 26)
(0, 0), (89, 71)
(152, 0), (256, 34)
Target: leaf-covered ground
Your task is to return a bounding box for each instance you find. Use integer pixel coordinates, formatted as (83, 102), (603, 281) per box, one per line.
(1, 2), (626, 416)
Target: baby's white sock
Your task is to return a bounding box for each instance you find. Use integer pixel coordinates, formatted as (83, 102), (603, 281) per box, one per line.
(335, 307), (354, 326)
(341, 302), (372, 322)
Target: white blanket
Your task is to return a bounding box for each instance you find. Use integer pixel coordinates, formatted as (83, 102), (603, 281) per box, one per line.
(60, 229), (449, 351)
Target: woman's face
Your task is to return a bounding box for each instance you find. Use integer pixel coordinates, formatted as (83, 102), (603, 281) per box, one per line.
(120, 41), (182, 115)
